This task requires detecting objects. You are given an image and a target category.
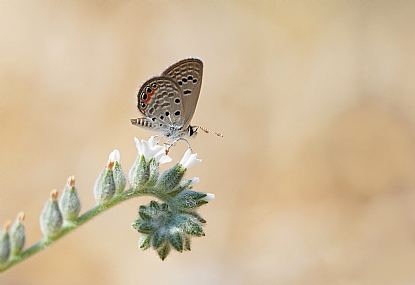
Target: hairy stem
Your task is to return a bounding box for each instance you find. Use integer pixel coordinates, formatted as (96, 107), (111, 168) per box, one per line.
(0, 186), (154, 274)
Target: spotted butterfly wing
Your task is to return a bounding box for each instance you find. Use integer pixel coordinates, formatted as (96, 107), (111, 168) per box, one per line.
(132, 76), (185, 136)
(162, 58), (203, 128)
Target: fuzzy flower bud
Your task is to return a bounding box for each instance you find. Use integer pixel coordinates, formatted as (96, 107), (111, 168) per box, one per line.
(138, 234), (151, 250)
(131, 200), (205, 260)
(0, 222), (11, 263)
(40, 190), (63, 239)
(129, 137), (172, 189)
(157, 163), (186, 193)
(129, 155), (149, 189)
(174, 191), (210, 210)
(109, 150), (126, 194)
(59, 176), (81, 222)
(10, 212), (26, 256)
(94, 161), (116, 204)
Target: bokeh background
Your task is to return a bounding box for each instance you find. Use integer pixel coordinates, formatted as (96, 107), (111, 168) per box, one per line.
(2, 2), (415, 284)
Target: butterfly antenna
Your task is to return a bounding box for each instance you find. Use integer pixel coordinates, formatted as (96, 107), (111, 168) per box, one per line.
(197, 126), (223, 137)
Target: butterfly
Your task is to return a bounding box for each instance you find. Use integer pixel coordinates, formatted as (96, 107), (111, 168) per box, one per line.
(131, 58), (222, 153)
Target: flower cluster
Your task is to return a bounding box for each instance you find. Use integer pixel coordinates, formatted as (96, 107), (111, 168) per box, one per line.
(128, 138), (213, 260)
(0, 136), (215, 270)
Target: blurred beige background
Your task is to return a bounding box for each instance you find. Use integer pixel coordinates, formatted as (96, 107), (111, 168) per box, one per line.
(2, 2), (415, 285)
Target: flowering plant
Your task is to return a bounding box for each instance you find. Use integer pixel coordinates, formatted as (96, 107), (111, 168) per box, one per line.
(0, 137), (214, 273)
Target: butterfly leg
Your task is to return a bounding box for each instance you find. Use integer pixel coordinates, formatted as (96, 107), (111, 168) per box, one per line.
(164, 138), (192, 155)
(156, 135), (165, 145)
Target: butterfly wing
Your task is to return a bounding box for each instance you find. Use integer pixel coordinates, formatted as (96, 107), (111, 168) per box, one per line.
(133, 76), (185, 133)
(162, 58), (203, 128)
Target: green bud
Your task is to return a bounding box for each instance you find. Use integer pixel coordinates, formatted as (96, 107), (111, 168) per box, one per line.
(59, 176), (81, 221)
(168, 227), (183, 252)
(149, 200), (160, 210)
(40, 190), (63, 239)
(146, 158), (159, 186)
(138, 205), (152, 220)
(10, 212), (26, 256)
(136, 222), (157, 234)
(113, 161), (126, 194)
(152, 229), (167, 250)
(181, 216), (204, 237)
(184, 234), (191, 251)
(94, 162), (116, 204)
(138, 234), (151, 250)
(0, 222), (11, 263)
(167, 179), (193, 197)
(157, 163), (185, 192)
(175, 191), (208, 209)
(128, 155), (149, 189)
(157, 243), (171, 261)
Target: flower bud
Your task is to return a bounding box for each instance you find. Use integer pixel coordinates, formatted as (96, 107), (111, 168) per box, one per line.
(10, 212), (26, 256)
(157, 244), (171, 261)
(184, 234), (191, 251)
(0, 222), (11, 263)
(157, 163), (185, 192)
(146, 158), (159, 187)
(151, 229), (167, 250)
(175, 191), (209, 209)
(94, 162), (116, 204)
(128, 155), (149, 189)
(138, 234), (151, 250)
(168, 227), (184, 252)
(40, 190), (63, 238)
(59, 176), (81, 222)
(113, 161), (126, 194)
(108, 150), (126, 194)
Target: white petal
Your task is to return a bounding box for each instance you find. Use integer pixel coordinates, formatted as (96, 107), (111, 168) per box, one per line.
(202, 193), (215, 201)
(148, 136), (157, 147)
(181, 150), (202, 169)
(189, 177), (200, 185)
(134, 137), (143, 154)
(180, 149), (192, 166)
(158, 155), (172, 164)
(108, 149), (120, 163)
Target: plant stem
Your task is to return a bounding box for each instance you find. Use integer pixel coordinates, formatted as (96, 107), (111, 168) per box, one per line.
(0, 186), (148, 274)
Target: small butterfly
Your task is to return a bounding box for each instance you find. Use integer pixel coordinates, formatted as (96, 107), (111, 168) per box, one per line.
(131, 58), (222, 153)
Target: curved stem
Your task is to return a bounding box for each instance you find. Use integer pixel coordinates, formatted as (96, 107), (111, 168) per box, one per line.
(0, 186), (150, 274)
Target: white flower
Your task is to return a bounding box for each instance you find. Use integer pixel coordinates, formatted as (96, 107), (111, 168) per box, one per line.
(108, 149), (120, 163)
(180, 149), (202, 169)
(188, 177), (200, 186)
(134, 137), (172, 164)
(202, 193), (215, 202)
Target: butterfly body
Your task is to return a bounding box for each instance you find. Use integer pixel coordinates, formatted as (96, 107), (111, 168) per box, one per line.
(131, 58), (221, 152)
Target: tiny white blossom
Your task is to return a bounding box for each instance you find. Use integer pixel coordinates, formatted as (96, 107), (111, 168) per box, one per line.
(108, 149), (120, 163)
(202, 193), (215, 202)
(188, 177), (200, 186)
(180, 149), (202, 169)
(134, 137), (172, 164)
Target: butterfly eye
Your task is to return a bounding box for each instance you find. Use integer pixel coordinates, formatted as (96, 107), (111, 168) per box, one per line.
(178, 81), (183, 86)
(141, 92), (148, 100)
(165, 111), (170, 116)
(145, 86), (152, 94)
(151, 83), (157, 89)
(187, 75), (193, 80)
(182, 77), (188, 83)
(174, 98), (180, 104)
(140, 102), (147, 109)
(192, 78), (198, 83)
(174, 111), (180, 116)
